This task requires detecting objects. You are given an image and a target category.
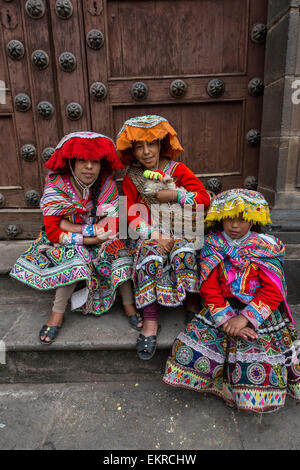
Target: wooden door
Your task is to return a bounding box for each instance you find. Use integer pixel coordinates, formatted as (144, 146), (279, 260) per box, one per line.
(107, 0), (267, 189)
(0, 0), (267, 239)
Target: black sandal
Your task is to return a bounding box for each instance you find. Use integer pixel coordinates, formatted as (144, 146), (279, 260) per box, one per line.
(126, 313), (143, 331)
(136, 325), (161, 361)
(39, 324), (62, 345)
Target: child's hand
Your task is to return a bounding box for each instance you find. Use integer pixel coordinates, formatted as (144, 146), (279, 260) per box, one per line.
(151, 231), (174, 253)
(157, 237), (174, 253)
(222, 314), (249, 337)
(96, 230), (115, 243)
(235, 327), (258, 341)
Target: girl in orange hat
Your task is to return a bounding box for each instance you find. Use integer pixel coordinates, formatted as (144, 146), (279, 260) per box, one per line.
(116, 116), (211, 360)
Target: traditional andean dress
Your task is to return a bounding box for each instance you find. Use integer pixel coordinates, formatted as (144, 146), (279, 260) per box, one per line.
(10, 132), (132, 315)
(163, 189), (300, 412)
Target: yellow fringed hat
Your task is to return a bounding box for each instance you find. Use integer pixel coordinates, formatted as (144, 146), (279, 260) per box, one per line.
(116, 115), (183, 165)
(205, 188), (272, 227)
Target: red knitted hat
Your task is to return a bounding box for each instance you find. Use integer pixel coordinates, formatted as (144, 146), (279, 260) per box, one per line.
(44, 131), (123, 173)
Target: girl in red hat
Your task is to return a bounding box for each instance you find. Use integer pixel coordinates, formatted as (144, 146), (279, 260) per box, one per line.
(10, 132), (142, 344)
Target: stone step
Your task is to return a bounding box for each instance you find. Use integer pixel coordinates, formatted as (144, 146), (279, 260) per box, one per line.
(0, 281), (187, 384)
(1, 240), (300, 303)
(1, 240), (300, 384)
(1, 380), (299, 450)
(1, 282), (300, 384)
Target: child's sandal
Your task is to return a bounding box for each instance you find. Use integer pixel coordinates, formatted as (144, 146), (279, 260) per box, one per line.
(136, 325), (161, 360)
(39, 324), (62, 345)
(127, 313), (143, 331)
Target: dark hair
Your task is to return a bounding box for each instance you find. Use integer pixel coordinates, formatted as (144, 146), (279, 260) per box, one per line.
(90, 158), (112, 218)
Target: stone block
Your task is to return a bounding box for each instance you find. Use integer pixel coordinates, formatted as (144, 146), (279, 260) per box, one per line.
(264, 12), (290, 84)
(258, 138), (280, 189)
(274, 189), (300, 208)
(261, 80), (285, 137)
(268, 0), (300, 24)
(283, 137), (300, 188)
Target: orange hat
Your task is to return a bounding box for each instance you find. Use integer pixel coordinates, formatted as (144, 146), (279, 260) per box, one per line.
(116, 115), (183, 165)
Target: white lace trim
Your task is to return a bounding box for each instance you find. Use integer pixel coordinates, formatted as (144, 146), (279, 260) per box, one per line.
(228, 352), (286, 365)
(177, 332), (225, 364)
(178, 332), (298, 366)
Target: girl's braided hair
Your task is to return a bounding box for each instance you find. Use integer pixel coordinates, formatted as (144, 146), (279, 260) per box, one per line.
(90, 158), (112, 219)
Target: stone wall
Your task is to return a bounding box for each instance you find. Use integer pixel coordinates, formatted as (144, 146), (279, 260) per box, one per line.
(259, 0), (300, 209)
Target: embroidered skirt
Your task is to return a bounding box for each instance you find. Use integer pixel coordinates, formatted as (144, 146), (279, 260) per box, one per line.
(10, 231), (132, 315)
(130, 238), (200, 309)
(163, 303), (300, 412)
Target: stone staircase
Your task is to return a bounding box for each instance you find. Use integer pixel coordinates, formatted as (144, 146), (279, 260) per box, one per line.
(1, 239), (300, 385)
(1, 240), (300, 450)
(0, 241), (188, 384)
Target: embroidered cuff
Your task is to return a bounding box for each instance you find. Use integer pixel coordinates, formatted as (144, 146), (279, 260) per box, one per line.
(241, 301), (272, 329)
(208, 301), (236, 327)
(177, 189), (197, 207)
(82, 224), (97, 237)
(185, 192), (197, 205)
(60, 232), (83, 245)
(177, 190), (186, 207)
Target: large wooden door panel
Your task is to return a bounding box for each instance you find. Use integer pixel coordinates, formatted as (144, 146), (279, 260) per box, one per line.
(107, 0), (267, 192)
(0, 0), (267, 239)
(107, 0), (248, 78)
(112, 100), (244, 176)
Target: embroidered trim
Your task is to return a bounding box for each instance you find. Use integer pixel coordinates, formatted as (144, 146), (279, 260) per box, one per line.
(241, 301), (272, 329)
(228, 352), (286, 365)
(56, 131), (115, 150)
(177, 332), (225, 363)
(82, 224), (96, 237)
(60, 232), (83, 245)
(177, 190), (186, 207)
(207, 301), (236, 326)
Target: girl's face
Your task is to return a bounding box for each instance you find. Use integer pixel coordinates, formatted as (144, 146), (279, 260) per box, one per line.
(132, 139), (160, 169)
(73, 159), (101, 185)
(223, 215), (251, 239)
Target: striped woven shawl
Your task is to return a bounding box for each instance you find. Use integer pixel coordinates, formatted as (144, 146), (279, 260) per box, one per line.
(200, 231), (287, 299)
(40, 172), (119, 218)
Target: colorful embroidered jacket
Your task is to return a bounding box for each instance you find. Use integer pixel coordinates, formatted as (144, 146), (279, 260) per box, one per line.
(199, 231), (293, 329)
(122, 160), (210, 236)
(40, 173), (119, 245)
